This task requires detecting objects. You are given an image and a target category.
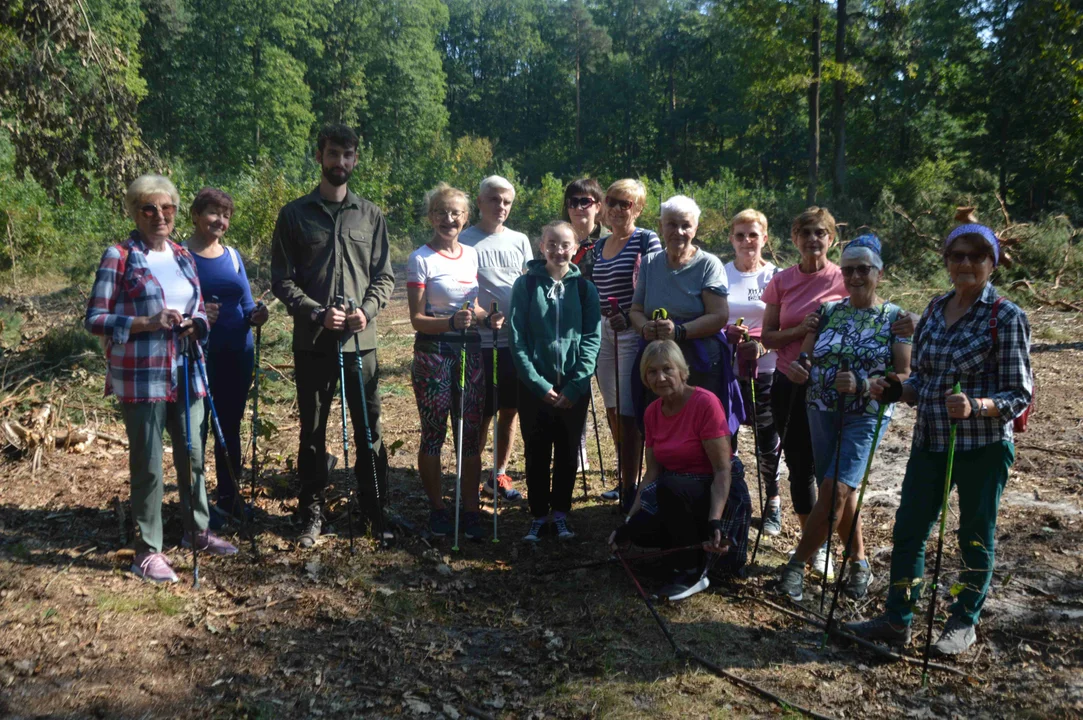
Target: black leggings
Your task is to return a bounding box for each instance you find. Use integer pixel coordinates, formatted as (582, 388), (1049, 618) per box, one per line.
(736, 374), (782, 499)
(518, 381), (589, 518)
(770, 371), (817, 516)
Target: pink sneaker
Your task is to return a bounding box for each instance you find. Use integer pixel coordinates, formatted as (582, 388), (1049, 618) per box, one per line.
(131, 552), (179, 583)
(182, 530), (239, 556)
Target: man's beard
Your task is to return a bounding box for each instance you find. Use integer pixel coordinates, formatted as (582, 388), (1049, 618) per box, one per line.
(322, 166), (351, 187)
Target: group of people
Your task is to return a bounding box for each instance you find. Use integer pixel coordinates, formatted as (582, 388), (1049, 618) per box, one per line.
(85, 124), (1032, 659)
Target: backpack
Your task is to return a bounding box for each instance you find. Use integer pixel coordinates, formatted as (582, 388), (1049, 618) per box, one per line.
(991, 297), (1034, 433)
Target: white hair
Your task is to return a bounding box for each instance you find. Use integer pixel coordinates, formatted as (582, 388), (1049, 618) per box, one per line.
(660, 194), (701, 223)
(841, 246), (883, 271)
(479, 175), (516, 200)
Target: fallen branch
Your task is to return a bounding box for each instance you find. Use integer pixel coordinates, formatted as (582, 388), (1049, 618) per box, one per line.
(746, 596), (980, 680)
(209, 597), (294, 617)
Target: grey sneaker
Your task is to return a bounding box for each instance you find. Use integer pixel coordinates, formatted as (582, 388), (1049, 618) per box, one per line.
(600, 486), (620, 501)
(931, 616), (977, 657)
(762, 502), (782, 536)
(843, 561), (872, 599)
(777, 560), (805, 601)
(843, 614), (912, 647)
(523, 517), (547, 543)
(298, 515), (322, 549)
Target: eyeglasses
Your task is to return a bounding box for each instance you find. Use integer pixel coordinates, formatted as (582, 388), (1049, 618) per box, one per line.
(841, 265), (875, 277)
(567, 196), (597, 209)
(797, 227), (829, 239)
(433, 209), (465, 221)
(946, 250), (989, 265)
(605, 197), (633, 211)
(141, 203), (177, 220)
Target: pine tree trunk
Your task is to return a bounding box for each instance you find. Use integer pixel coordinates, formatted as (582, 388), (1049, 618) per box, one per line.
(832, 0), (847, 198)
(808, 0), (822, 205)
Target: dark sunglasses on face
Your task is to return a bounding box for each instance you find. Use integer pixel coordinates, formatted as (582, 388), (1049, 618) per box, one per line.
(605, 197), (633, 211)
(141, 203), (177, 220)
(841, 265), (875, 277)
(567, 196), (597, 209)
(946, 250), (989, 265)
(797, 227), (829, 239)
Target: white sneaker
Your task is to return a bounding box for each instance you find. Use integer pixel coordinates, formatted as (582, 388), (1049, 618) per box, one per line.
(809, 545), (835, 581)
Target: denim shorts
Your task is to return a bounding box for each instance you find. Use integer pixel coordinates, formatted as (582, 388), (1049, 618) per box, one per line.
(806, 409), (890, 489)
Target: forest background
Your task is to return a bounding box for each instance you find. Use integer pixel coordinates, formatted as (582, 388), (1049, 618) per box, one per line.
(1, 0), (1081, 295)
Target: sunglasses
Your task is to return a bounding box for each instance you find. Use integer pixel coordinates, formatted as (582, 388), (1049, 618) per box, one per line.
(946, 250), (989, 265)
(797, 227), (829, 239)
(605, 197), (634, 211)
(141, 203), (177, 220)
(567, 196), (597, 209)
(841, 265), (875, 277)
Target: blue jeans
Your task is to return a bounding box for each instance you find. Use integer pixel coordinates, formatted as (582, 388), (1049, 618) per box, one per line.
(807, 409), (889, 489)
(201, 346), (254, 508)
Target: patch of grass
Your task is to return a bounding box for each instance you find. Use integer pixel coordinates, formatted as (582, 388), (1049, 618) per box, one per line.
(0, 308), (23, 349)
(1034, 325), (1071, 342)
(96, 589), (186, 616)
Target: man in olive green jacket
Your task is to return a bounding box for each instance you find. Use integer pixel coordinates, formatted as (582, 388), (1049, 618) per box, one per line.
(271, 124), (395, 547)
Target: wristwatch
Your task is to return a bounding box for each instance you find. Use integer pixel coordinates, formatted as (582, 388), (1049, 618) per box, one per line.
(969, 396), (981, 418)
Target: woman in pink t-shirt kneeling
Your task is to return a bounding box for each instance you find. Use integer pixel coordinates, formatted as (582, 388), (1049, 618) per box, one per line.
(608, 340), (751, 601)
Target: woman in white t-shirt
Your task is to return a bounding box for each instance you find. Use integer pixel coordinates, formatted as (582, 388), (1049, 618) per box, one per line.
(407, 184), (504, 541)
(722, 209), (783, 539)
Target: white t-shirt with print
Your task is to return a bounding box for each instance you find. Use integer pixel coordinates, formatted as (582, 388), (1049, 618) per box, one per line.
(406, 243), (480, 319)
(146, 248), (197, 315)
(459, 225), (532, 348)
(723, 260), (779, 374)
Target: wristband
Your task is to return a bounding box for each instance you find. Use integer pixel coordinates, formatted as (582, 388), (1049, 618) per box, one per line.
(707, 519), (724, 536)
(484, 314), (492, 329)
(311, 307), (328, 327)
(448, 316), (456, 331)
(861, 377), (870, 395)
(881, 375), (904, 403)
(675, 325), (687, 342)
(969, 395), (981, 418)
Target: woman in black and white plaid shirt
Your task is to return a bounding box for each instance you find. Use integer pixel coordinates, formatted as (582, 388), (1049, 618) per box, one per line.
(846, 223), (1033, 658)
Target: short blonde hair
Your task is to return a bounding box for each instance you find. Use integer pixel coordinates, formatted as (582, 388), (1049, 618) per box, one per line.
(125, 174), (180, 222)
(731, 208), (768, 235)
(606, 179), (647, 211)
(639, 340), (689, 385)
(791, 206), (837, 239)
(424, 183), (470, 221)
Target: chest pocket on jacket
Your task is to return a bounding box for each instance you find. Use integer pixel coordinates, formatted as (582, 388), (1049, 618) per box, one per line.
(347, 229), (369, 247)
(953, 334), (994, 375)
(123, 262), (155, 303)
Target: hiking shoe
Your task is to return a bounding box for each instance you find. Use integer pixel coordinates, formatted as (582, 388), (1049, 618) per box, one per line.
(809, 544), (835, 581)
(210, 499), (254, 531)
(523, 517), (547, 543)
(843, 614), (912, 647)
(762, 502), (782, 536)
(483, 473), (523, 501)
(553, 515), (576, 540)
(931, 616), (977, 657)
(428, 509), (453, 537)
(600, 485), (620, 501)
(131, 551), (179, 583)
(844, 561), (872, 600)
(298, 515), (323, 548)
(659, 569), (710, 602)
(463, 511), (488, 541)
(777, 559), (805, 601)
(182, 530), (239, 556)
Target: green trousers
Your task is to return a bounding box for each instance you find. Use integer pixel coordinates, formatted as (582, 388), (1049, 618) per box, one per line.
(120, 397), (210, 554)
(886, 440), (1014, 627)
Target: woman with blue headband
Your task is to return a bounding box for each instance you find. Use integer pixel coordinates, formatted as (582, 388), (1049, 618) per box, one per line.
(846, 224), (1032, 657)
(776, 234), (912, 602)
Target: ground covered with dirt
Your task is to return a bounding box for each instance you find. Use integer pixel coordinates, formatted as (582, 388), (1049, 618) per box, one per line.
(1, 277), (1081, 719)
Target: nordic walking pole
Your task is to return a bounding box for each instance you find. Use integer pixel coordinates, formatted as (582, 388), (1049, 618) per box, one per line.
(588, 378), (606, 493)
(639, 308), (669, 493)
(192, 343), (258, 558)
(738, 319), (770, 570)
(607, 297), (624, 510)
(250, 301), (264, 530)
(452, 301), (471, 553)
(823, 365), (894, 648)
(178, 334), (200, 589)
(922, 379), (961, 687)
(347, 298), (387, 544)
(821, 358), (851, 613)
(489, 300), (500, 543)
(332, 295), (357, 553)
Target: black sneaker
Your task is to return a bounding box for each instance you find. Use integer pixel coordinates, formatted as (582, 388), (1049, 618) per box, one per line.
(463, 511), (488, 541)
(428, 509), (453, 537)
(553, 516), (575, 540)
(298, 515), (322, 549)
(843, 613), (912, 647)
(658, 568), (710, 602)
(843, 561), (873, 600)
(523, 517), (546, 543)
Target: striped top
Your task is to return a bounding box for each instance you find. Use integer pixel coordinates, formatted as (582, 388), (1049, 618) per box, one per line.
(591, 228), (661, 311)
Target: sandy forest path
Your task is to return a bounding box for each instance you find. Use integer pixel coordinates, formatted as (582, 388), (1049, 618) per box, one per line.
(1, 275), (1081, 719)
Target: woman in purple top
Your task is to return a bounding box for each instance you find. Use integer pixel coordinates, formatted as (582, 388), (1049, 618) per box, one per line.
(186, 188), (269, 526)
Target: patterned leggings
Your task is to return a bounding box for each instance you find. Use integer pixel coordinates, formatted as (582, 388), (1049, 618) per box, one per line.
(412, 348), (484, 457)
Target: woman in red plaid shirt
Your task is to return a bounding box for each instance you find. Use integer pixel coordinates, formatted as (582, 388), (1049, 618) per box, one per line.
(85, 174), (238, 583)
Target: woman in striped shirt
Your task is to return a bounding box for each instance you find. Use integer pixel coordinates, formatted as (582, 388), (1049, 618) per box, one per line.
(593, 179), (662, 508)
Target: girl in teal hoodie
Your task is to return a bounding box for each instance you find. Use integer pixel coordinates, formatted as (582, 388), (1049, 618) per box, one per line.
(509, 221), (602, 542)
